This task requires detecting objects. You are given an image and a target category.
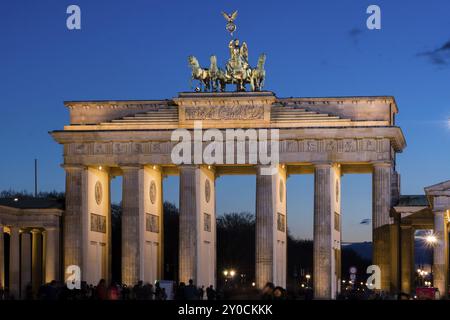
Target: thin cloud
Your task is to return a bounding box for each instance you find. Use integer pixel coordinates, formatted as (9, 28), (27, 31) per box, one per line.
(360, 218), (371, 225)
(418, 40), (450, 65)
(349, 27), (363, 45)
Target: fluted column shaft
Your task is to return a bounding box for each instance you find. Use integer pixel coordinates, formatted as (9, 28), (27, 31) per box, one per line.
(255, 168), (275, 289)
(121, 166), (141, 286)
(372, 162), (392, 292)
(313, 163), (341, 299)
(433, 211), (448, 299)
(0, 226), (4, 289)
(31, 229), (43, 294)
(21, 232), (32, 297)
(9, 227), (20, 299)
(179, 166), (197, 283)
(44, 228), (60, 283)
(63, 166), (85, 274)
(400, 225), (414, 294)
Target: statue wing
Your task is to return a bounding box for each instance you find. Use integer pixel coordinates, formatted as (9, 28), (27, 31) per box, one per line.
(221, 11), (231, 22)
(241, 42), (249, 61)
(230, 10), (238, 21)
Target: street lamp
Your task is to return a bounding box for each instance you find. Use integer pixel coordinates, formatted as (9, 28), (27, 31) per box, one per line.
(424, 232), (438, 287)
(305, 274), (311, 288)
(230, 270), (236, 277)
(223, 270), (229, 277)
(426, 234), (437, 245)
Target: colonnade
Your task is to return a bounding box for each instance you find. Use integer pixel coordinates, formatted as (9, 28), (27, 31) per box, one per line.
(61, 161), (395, 299)
(0, 226), (60, 299)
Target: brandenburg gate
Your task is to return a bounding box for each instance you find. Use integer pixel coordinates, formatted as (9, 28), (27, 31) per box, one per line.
(51, 90), (406, 299)
(50, 12), (406, 299)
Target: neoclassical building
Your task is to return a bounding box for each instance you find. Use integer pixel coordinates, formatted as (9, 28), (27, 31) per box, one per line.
(0, 198), (62, 299)
(1, 91), (449, 299)
(50, 91), (405, 299)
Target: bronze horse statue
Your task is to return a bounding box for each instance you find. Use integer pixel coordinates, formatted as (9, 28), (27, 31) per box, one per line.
(188, 55), (211, 92)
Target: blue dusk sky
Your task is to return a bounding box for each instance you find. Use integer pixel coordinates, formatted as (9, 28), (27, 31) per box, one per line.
(1, 1), (449, 242)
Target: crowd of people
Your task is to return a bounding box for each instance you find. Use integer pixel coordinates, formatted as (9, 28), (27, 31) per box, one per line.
(0, 279), (220, 301)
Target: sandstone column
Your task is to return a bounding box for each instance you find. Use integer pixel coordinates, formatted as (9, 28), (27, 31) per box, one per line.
(179, 165), (216, 288)
(400, 225), (414, 294)
(121, 165), (141, 286)
(44, 228), (60, 283)
(433, 211), (448, 299)
(313, 163), (341, 299)
(21, 232), (32, 297)
(179, 166), (197, 284)
(9, 226), (20, 299)
(139, 166), (163, 284)
(63, 165), (85, 278)
(31, 229), (43, 294)
(372, 162), (392, 293)
(0, 225), (4, 289)
(255, 165), (287, 289)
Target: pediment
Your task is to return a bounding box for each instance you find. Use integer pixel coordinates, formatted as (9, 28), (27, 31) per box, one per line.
(425, 180), (450, 195)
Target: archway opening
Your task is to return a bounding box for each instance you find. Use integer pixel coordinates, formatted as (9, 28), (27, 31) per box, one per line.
(162, 175), (179, 281)
(340, 173), (372, 293)
(216, 175), (255, 292)
(286, 174), (314, 294)
(110, 175), (123, 283)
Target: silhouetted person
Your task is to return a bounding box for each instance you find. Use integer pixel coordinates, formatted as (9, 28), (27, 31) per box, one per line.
(133, 280), (144, 300)
(143, 283), (154, 300)
(175, 282), (186, 300)
(198, 285), (205, 300)
(122, 284), (131, 300)
(261, 282), (275, 300)
(273, 286), (286, 300)
(184, 279), (198, 300)
(155, 282), (162, 300)
(96, 279), (107, 300)
(160, 288), (168, 300)
(107, 282), (120, 300)
(206, 285), (216, 300)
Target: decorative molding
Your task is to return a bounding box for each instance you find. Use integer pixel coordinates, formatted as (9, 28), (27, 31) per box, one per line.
(184, 105), (265, 120)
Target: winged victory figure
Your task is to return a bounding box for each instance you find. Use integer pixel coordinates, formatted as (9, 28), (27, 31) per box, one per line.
(221, 10), (238, 35)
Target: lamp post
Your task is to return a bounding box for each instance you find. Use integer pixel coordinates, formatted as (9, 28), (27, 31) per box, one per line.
(305, 274), (311, 288)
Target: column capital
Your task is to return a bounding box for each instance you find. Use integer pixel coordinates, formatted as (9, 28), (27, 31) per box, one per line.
(146, 164), (163, 173)
(255, 164), (285, 176)
(43, 227), (59, 232)
(313, 162), (332, 168)
(120, 164), (143, 171)
(371, 161), (392, 168)
(61, 164), (86, 171)
(9, 225), (20, 233)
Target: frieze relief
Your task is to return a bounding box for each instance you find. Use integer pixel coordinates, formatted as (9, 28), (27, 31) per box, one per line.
(184, 105), (265, 120)
(280, 138), (390, 154)
(67, 138), (389, 157)
(67, 141), (176, 156)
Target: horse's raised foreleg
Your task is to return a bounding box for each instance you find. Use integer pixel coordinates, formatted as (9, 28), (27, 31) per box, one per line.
(250, 75), (255, 91)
